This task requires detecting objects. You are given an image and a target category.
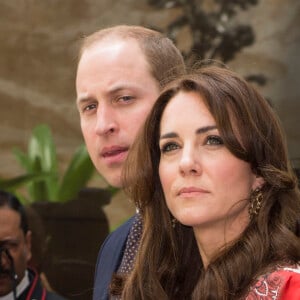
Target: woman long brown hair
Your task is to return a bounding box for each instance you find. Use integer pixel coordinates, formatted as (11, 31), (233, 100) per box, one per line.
(120, 65), (300, 299)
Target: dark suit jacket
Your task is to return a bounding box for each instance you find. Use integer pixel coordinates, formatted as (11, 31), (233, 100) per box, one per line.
(92, 215), (136, 300)
(19, 268), (66, 300)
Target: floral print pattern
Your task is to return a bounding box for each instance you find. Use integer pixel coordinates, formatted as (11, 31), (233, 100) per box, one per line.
(245, 265), (300, 299)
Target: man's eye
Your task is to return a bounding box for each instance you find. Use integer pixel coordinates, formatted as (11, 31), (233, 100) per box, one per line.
(83, 103), (97, 112)
(161, 142), (179, 153)
(1, 242), (18, 251)
(117, 96), (134, 103)
(206, 135), (223, 145)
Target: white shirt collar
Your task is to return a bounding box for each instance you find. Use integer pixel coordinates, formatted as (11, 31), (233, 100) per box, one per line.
(0, 270), (30, 300)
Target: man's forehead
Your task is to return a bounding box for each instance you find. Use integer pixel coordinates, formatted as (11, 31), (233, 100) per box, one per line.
(77, 74), (156, 106)
(76, 91), (89, 104)
(83, 36), (141, 59)
(0, 208), (22, 234)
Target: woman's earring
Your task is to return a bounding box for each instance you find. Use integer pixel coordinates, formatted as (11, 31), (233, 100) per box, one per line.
(249, 187), (263, 218)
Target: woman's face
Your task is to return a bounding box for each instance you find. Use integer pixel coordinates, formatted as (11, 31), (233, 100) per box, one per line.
(158, 91), (262, 232)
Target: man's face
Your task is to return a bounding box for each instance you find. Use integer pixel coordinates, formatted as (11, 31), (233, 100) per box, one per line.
(76, 38), (160, 187)
(0, 208), (31, 296)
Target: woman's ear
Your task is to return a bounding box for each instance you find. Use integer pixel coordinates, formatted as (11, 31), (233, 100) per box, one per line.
(252, 175), (265, 190)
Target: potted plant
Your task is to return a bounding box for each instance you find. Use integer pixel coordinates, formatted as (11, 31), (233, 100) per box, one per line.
(1, 124), (95, 202)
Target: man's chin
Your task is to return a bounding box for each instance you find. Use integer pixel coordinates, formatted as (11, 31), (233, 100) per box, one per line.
(97, 169), (123, 188)
(0, 274), (12, 296)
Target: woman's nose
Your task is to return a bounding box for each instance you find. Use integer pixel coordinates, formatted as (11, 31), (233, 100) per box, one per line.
(179, 147), (202, 176)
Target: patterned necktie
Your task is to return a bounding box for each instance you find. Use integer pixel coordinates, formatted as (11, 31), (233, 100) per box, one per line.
(118, 213), (143, 274)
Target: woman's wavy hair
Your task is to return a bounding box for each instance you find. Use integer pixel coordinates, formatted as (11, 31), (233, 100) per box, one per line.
(121, 65), (300, 299)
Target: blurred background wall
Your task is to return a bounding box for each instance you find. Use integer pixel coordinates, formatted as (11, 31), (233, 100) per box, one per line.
(0, 0), (299, 298)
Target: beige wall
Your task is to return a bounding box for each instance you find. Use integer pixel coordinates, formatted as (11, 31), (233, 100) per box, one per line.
(0, 0), (299, 182)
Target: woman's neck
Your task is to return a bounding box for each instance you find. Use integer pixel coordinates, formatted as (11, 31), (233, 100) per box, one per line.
(193, 212), (249, 268)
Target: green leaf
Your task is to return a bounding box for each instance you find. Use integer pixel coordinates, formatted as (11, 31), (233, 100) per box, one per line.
(0, 173), (52, 191)
(13, 148), (32, 172)
(29, 124), (58, 173)
(12, 124), (59, 201)
(6, 124), (100, 203)
(57, 144), (95, 202)
(29, 125), (59, 201)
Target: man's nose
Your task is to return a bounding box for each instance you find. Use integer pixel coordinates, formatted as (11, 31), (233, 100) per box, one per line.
(95, 105), (118, 136)
(0, 248), (10, 270)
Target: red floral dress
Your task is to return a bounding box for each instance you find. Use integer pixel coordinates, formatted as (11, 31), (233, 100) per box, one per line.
(245, 265), (300, 299)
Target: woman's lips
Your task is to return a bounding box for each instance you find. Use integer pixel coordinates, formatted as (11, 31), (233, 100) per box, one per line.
(178, 187), (209, 197)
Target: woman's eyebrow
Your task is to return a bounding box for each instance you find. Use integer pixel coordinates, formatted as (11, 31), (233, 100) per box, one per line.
(160, 132), (178, 140)
(196, 125), (217, 135)
(160, 125), (217, 140)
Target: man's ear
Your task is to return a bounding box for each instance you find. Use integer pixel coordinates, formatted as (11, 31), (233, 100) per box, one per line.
(24, 230), (32, 262)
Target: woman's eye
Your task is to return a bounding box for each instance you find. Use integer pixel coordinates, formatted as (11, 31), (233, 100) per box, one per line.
(206, 135), (223, 145)
(161, 142), (179, 153)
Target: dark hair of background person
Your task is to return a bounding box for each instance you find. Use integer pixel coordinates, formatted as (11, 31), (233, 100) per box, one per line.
(116, 65), (300, 299)
(0, 190), (29, 235)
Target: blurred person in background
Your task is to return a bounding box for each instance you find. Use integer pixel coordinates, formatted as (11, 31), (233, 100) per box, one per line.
(0, 190), (66, 300)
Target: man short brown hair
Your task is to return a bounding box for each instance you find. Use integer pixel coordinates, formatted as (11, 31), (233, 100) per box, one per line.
(78, 25), (185, 88)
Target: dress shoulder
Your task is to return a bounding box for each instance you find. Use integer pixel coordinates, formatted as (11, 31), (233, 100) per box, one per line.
(246, 265), (300, 299)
